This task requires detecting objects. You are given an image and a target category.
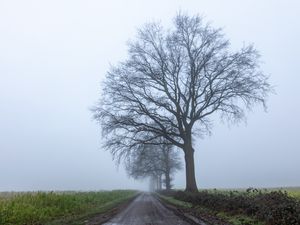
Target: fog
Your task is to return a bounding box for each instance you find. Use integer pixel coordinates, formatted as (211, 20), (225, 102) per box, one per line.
(0, 0), (299, 191)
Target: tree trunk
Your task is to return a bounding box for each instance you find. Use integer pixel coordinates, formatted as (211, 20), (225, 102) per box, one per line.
(165, 150), (171, 191)
(149, 176), (156, 192)
(165, 169), (171, 191)
(184, 142), (198, 192)
(159, 174), (162, 190)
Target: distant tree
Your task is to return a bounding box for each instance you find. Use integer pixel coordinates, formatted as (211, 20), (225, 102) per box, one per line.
(160, 144), (182, 190)
(126, 144), (164, 190)
(93, 13), (271, 192)
(126, 142), (182, 191)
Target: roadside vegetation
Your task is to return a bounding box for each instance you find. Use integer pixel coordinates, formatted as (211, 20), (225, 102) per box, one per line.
(159, 188), (300, 225)
(0, 190), (137, 225)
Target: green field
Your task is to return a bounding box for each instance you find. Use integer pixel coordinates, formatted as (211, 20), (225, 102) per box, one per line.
(272, 187), (300, 198)
(199, 187), (300, 199)
(0, 190), (137, 225)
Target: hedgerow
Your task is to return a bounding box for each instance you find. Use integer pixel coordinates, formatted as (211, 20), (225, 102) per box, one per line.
(172, 189), (300, 225)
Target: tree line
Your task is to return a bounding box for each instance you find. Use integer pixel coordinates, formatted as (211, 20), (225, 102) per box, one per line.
(125, 140), (182, 191)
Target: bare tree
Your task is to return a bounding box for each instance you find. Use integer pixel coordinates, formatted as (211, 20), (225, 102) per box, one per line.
(160, 144), (182, 190)
(126, 143), (182, 191)
(93, 13), (271, 192)
(126, 144), (164, 190)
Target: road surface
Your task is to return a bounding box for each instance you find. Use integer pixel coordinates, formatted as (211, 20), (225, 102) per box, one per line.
(103, 193), (191, 225)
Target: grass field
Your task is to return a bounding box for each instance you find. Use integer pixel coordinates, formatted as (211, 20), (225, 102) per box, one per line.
(203, 187), (300, 199)
(0, 190), (137, 225)
(273, 187), (300, 198)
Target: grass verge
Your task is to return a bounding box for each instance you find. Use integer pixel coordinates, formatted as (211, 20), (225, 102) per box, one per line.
(161, 188), (300, 225)
(159, 194), (265, 225)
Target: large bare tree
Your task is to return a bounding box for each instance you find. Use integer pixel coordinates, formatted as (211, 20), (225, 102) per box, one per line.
(93, 13), (271, 192)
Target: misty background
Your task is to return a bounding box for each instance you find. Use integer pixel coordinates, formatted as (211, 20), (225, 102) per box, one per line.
(0, 0), (299, 191)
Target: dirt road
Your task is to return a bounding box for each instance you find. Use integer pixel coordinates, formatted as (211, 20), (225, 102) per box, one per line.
(103, 193), (191, 225)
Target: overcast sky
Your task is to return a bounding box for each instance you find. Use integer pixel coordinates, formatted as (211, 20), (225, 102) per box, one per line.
(0, 0), (299, 191)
